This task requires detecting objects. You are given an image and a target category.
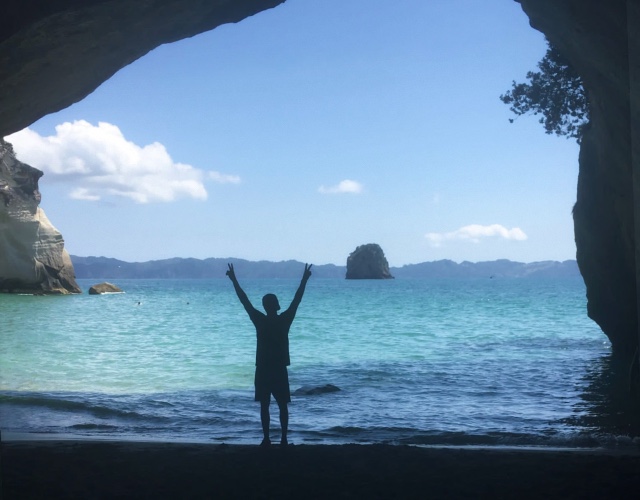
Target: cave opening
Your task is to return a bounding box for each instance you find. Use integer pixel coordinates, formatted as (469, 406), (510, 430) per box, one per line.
(1, 0), (639, 447)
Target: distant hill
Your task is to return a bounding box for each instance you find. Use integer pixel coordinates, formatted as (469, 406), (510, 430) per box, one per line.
(69, 256), (345, 279)
(70, 256), (580, 280)
(391, 259), (580, 279)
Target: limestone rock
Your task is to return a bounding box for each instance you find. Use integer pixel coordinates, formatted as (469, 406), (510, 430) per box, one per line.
(293, 384), (341, 396)
(88, 282), (124, 295)
(0, 140), (81, 294)
(346, 244), (394, 280)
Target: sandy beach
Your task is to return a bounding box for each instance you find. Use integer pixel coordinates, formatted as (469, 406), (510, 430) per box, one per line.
(2, 440), (640, 499)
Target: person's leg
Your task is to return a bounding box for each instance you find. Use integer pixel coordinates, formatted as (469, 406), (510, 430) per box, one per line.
(260, 398), (271, 446)
(272, 366), (291, 446)
(256, 367), (271, 445)
(277, 400), (289, 445)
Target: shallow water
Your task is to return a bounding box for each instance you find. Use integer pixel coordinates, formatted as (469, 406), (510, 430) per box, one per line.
(1, 276), (635, 447)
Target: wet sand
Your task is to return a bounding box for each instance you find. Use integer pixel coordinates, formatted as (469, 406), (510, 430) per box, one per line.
(2, 440), (640, 499)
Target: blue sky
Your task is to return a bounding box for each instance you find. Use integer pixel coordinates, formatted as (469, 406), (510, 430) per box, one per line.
(6, 0), (580, 266)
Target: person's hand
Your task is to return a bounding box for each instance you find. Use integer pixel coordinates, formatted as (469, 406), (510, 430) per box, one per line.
(226, 263), (236, 281)
(303, 263), (313, 281)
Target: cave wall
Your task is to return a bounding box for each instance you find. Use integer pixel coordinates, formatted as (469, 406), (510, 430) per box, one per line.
(0, 0), (286, 138)
(518, 0), (638, 356)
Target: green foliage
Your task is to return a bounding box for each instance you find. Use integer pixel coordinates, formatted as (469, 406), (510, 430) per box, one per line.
(500, 42), (589, 142)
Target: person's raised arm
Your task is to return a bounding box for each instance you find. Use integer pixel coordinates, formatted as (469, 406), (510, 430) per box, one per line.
(226, 263), (257, 315)
(287, 263), (312, 314)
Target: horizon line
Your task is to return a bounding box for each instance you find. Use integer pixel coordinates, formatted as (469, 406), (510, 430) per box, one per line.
(69, 254), (578, 268)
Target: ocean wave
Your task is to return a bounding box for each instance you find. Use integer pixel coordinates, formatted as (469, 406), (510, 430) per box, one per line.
(0, 392), (154, 421)
(306, 425), (637, 450)
(68, 423), (119, 430)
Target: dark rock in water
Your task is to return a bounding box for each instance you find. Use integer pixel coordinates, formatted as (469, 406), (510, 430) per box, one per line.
(88, 282), (123, 295)
(346, 243), (393, 280)
(293, 384), (341, 396)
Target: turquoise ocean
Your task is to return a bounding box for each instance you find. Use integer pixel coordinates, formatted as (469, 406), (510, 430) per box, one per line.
(1, 276), (637, 448)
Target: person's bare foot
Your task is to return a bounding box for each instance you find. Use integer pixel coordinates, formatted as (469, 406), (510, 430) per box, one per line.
(260, 438), (271, 447)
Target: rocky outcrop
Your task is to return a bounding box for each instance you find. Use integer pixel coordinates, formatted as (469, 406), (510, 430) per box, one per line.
(517, 0), (637, 356)
(0, 0), (285, 138)
(88, 282), (123, 295)
(293, 384), (341, 396)
(346, 244), (394, 280)
(0, 140), (81, 294)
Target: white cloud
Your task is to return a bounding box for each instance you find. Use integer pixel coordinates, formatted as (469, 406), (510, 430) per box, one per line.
(425, 224), (528, 247)
(69, 187), (101, 201)
(6, 120), (240, 203)
(318, 179), (363, 194)
(209, 171), (241, 184)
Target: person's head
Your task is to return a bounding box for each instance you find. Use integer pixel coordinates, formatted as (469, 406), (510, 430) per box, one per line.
(262, 293), (280, 314)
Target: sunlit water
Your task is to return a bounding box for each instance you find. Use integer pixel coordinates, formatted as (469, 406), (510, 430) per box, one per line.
(1, 277), (634, 447)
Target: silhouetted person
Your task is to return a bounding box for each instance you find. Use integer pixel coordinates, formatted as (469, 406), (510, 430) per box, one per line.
(226, 262), (312, 446)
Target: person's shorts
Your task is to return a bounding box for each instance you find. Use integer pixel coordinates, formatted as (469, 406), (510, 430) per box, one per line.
(254, 365), (290, 404)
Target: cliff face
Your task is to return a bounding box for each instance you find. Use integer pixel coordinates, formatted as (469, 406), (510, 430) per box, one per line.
(0, 140), (80, 294)
(517, 0), (638, 356)
(346, 244), (394, 280)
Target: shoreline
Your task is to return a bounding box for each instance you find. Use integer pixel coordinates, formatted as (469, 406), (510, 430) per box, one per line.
(3, 440), (640, 499)
(4, 430), (640, 453)
(4, 431), (640, 455)
(4, 429), (640, 453)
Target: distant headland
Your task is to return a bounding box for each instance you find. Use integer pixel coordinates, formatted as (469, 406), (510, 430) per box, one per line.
(70, 256), (580, 280)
